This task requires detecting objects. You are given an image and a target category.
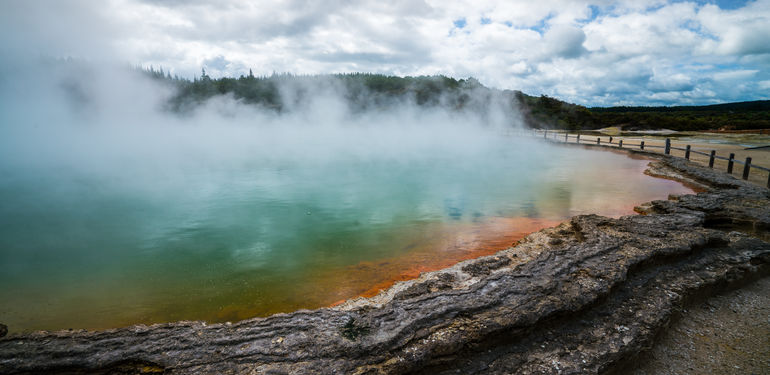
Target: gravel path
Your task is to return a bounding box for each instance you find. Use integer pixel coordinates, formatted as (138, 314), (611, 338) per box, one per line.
(631, 277), (770, 375)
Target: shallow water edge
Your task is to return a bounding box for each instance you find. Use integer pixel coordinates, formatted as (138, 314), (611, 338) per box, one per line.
(1, 147), (767, 374)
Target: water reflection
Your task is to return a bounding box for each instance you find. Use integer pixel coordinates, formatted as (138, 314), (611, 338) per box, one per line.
(0, 140), (692, 332)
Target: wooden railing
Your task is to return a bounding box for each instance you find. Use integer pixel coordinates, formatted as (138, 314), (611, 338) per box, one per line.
(534, 129), (770, 189)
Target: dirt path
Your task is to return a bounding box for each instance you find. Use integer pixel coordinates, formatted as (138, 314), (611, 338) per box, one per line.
(631, 277), (770, 375)
(613, 137), (770, 188)
(545, 131), (770, 188)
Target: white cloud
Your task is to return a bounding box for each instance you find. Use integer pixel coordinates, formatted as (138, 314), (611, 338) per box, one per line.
(713, 69), (759, 81)
(543, 25), (588, 59)
(697, 1), (770, 56)
(1, 0), (768, 105)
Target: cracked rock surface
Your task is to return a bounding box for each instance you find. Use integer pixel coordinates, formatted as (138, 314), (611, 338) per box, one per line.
(1, 153), (768, 374)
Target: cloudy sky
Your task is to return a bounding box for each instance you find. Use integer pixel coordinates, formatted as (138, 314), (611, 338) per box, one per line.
(1, 0), (769, 106)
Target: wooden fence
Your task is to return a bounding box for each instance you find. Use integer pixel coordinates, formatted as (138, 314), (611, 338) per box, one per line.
(535, 130), (770, 189)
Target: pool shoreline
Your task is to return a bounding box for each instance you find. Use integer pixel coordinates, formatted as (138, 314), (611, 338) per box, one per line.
(1, 147), (768, 374)
(0, 141), (693, 333)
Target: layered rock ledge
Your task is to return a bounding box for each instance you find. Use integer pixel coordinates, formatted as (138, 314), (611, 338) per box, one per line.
(1, 149), (768, 374)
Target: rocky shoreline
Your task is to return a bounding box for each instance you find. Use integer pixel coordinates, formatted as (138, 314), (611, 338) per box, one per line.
(1, 147), (768, 374)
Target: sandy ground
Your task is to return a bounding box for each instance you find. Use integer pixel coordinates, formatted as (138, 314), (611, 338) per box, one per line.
(630, 277), (770, 375)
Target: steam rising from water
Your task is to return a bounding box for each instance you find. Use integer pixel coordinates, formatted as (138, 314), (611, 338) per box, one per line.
(0, 60), (523, 180)
(0, 60), (534, 325)
(0, 60), (693, 332)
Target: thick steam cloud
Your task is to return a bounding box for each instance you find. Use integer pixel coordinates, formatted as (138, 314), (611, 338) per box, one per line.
(0, 60), (526, 189)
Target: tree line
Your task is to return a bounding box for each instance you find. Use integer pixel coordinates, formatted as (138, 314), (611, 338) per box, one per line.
(143, 67), (769, 131)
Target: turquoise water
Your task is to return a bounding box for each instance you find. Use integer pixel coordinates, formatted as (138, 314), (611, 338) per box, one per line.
(0, 137), (691, 332)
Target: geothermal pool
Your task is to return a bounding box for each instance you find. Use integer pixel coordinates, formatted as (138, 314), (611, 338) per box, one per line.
(0, 138), (692, 332)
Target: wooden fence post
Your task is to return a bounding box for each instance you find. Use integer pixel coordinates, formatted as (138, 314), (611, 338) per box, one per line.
(664, 138), (671, 155)
(742, 157), (752, 180)
(619, 140), (623, 148)
(709, 150), (715, 168)
(640, 141), (645, 150)
(685, 145), (691, 160)
(727, 153), (735, 174)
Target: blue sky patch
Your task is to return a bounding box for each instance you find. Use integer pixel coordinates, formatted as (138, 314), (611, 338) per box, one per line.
(586, 5), (600, 22)
(529, 14), (554, 34)
(677, 0), (752, 10)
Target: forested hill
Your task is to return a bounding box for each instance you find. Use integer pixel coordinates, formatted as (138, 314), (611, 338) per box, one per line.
(148, 67), (501, 114)
(514, 94), (769, 131)
(580, 100), (770, 131)
(145, 67), (769, 131)
(590, 100), (770, 113)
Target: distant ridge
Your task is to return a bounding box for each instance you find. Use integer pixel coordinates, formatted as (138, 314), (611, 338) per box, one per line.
(590, 100), (770, 113)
